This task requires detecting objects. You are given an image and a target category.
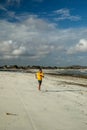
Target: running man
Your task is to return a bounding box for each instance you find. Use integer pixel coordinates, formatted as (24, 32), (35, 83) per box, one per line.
(35, 68), (44, 91)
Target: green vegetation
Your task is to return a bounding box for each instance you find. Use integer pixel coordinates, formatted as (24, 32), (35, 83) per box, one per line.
(0, 65), (87, 70)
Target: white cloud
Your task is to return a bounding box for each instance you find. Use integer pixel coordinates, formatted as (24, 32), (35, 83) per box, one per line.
(0, 14), (87, 65)
(0, 16), (56, 60)
(12, 46), (26, 55)
(0, 15), (66, 63)
(67, 39), (87, 54)
(76, 39), (87, 51)
(54, 8), (81, 21)
(0, 40), (13, 53)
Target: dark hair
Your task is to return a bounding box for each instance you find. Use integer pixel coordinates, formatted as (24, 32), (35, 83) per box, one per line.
(39, 67), (42, 71)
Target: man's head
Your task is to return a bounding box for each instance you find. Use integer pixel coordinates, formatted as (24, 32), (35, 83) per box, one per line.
(39, 68), (42, 72)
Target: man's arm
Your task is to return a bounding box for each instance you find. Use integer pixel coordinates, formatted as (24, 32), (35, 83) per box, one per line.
(42, 73), (44, 78)
(35, 73), (37, 79)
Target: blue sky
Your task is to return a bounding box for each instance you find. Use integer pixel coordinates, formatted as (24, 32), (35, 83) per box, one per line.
(0, 0), (87, 66)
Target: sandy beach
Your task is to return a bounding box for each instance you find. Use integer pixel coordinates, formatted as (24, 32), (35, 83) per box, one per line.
(0, 71), (87, 130)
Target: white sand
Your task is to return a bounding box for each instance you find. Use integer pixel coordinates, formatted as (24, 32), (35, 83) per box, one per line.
(0, 71), (87, 130)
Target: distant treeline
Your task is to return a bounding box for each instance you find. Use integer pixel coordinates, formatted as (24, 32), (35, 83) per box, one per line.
(0, 65), (87, 69)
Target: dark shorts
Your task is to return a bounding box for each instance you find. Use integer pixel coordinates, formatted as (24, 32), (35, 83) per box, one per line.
(38, 80), (42, 85)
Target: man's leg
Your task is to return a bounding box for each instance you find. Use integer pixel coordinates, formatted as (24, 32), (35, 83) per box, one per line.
(38, 84), (41, 91)
(38, 80), (42, 91)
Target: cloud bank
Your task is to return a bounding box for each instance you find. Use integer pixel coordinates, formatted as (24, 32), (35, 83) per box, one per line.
(0, 1), (86, 66)
(0, 14), (87, 66)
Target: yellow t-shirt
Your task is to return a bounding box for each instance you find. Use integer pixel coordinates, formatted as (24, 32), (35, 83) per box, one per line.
(36, 72), (44, 80)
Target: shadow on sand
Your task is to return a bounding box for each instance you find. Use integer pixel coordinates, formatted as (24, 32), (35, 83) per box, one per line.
(44, 89), (86, 93)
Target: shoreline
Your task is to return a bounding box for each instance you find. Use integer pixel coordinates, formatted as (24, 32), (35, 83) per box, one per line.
(0, 70), (87, 88)
(0, 68), (87, 79)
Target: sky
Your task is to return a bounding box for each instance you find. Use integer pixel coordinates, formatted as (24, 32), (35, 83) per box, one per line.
(0, 0), (87, 66)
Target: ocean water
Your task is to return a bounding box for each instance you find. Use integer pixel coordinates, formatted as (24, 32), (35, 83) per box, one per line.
(56, 69), (87, 77)
(1, 68), (87, 77)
